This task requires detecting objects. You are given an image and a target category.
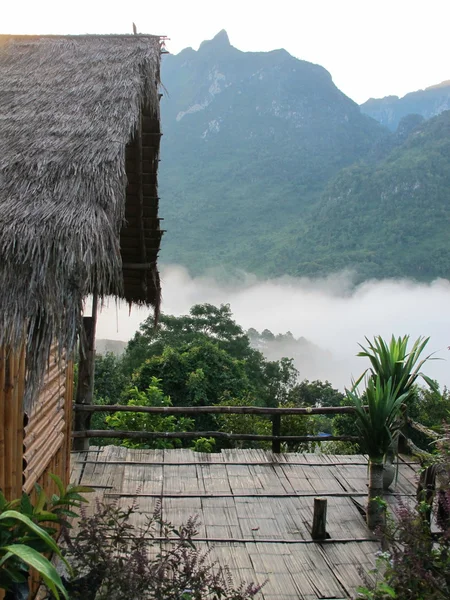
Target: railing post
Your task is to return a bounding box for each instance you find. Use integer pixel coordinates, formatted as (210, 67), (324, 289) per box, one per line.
(312, 497), (328, 540)
(272, 413), (281, 453)
(73, 292), (98, 452)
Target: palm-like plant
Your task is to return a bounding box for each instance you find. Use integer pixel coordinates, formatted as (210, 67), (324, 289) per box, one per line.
(348, 335), (437, 530)
(347, 377), (409, 529)
(355, 335), (437, 398)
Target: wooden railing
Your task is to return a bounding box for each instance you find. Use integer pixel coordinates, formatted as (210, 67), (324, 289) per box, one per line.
(72, 404), (359, 452)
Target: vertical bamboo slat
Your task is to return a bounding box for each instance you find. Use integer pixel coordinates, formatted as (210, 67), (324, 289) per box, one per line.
(4, 351), (16, 499)
(64, 361), (74, 486)
(0, 347), (5, 495)
(17, 345), (26, 492)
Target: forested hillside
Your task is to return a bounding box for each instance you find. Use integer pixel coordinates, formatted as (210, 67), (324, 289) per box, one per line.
(275, 110), (450, 280)
(158, 31), (389, 276)
(158, 31), (449, 282)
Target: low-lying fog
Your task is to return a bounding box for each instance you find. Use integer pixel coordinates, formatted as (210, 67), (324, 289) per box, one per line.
(96, 265), (450, 391)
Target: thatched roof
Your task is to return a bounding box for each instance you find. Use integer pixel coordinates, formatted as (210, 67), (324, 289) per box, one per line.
(0, 34), (164, 405)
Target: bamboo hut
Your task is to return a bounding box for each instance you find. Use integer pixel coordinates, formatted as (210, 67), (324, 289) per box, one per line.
(0, 34), (164, 500)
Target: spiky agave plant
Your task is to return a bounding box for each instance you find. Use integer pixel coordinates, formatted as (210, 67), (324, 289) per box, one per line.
(355, 335), (437, 398)
(347, 377), (410, 530)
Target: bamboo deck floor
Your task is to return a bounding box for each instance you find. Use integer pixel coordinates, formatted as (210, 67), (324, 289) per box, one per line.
(71, 448), (419, 599)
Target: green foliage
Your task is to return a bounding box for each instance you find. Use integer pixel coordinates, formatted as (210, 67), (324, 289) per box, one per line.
(123, 304), (252, 376)
(347, 377), (409, 462)
(408, 385), (450, 431)
(357, 428), (450, 599)
(0, 493), (71, 599)
(215, 397), (318, 452)
(191, 437), (216, 453)
(292, 111), (450, 282)
(134, 342), (250, 409)
(63, 499), (264, 599)
(94, 352), (129, 404)
(105, 377), (194, 449)
(215, 397), (271, 449)
(125, 304), (299, 412)
(288, 379), (344, 407)
(355, 335), (437, 398)
(17, 475), (91, 534)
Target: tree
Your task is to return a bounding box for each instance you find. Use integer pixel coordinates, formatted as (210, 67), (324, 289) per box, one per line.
(122, 303), (253, 376)
(94, 352), (129, 404)
(409, 384), (450, 430)
(123, 304), (299, 410)
(288, 379), (344, 408)
(134, 342), (251, 408)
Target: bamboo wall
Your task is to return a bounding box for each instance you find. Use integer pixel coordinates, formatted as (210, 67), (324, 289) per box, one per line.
(0, 345), (74, 502)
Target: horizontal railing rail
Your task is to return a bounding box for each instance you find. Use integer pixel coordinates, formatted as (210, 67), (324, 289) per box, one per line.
(72, 404), (358, 452)
(73, 404), (357, 415)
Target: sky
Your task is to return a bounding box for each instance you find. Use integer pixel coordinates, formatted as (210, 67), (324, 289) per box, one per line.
(3, 0), (449, 103)
(96, 266), (450, 392)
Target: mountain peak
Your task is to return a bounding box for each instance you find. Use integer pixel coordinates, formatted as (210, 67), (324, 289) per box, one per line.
(199, 30), (231, 51)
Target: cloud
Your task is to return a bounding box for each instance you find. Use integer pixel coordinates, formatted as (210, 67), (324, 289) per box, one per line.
(96, 265), (450, 391)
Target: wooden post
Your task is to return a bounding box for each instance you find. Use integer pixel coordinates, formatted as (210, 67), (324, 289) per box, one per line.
(312, 497), (328, 540)
(272, 414), (281, 453)
(136, 110), (148, 298)
(73, 293), (98, 451)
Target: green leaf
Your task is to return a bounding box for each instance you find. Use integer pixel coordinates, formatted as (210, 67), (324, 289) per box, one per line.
(0, 511), (60, 556)
(378, 582), (396, 597)
(19, 493), (33, 517)
(34, 486), (47, 514)
(49, 474), (65, 498)
(1, 544), (68, 600)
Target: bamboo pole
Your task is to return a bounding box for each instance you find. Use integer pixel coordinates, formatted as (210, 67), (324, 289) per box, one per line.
(0, 346), (6, 495)
(72, 429), (358, 443)
(64, 360), (74, 487)
(73, 292), (98, 451)
(4, 350), (16, 499)
(73, 404), (357, 416)
(17, 343), (25, 495)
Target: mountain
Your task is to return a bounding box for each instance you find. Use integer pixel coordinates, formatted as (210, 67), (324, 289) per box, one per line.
(289, 110), (450, 280)
(157, 32), (449, 282)
(361, 80), (450, 131)
(158, 31), (389, 275)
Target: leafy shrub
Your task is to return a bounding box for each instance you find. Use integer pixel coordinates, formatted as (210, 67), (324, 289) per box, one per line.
(191, 437), (216, 453)
(61, 499), (265, 600)
(0, 475), (91, 600)
(357, 427), (450, 599)
(105, 377), (194, 449)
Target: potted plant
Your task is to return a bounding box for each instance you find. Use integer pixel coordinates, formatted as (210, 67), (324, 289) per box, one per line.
(348, 335), (437, 530)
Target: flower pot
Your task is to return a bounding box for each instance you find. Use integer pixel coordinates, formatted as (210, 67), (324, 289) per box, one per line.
(383, 460), (395, 490)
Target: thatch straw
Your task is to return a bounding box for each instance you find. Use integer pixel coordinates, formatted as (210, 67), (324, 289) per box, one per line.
(0, 35), (163, 408)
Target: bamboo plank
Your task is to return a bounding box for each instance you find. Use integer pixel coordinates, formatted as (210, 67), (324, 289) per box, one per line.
(4, 351), (16, 499)
(0, 347), (6, 495)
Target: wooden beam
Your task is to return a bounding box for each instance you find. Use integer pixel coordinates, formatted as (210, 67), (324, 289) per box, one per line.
(135, 110), (147, 298)
(72, 429), (359, 443)
(73, 404), (357, 416)
(123, 262), (156, 270)
(73, 293), (98, 452)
